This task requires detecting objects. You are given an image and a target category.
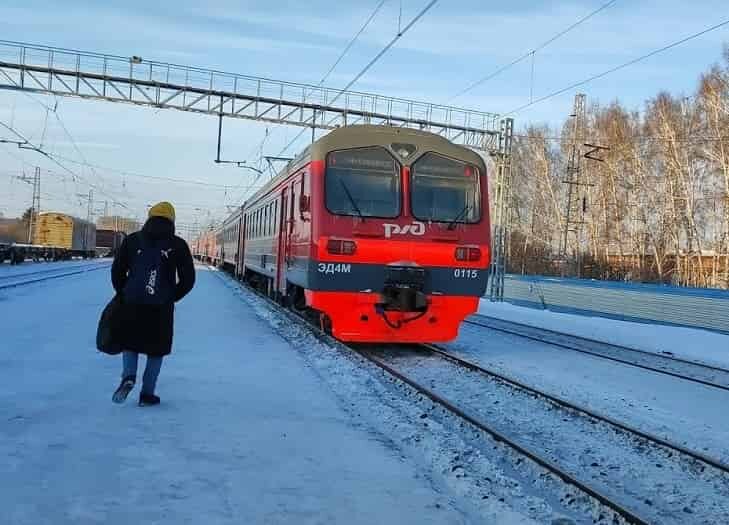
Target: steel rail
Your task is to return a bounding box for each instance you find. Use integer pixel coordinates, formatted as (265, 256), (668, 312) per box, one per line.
(0, 261), (106, 281)
(0, 263), (110, 290)
(466, 315), (729, 392)
(355, 346), (650, 525)
(207, 266), (650, 524)
(423, 343), (729, 475)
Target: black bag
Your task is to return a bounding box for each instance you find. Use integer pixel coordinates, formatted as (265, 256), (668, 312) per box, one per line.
(122, 234), (175, 305)
(96, 294), (123, 355)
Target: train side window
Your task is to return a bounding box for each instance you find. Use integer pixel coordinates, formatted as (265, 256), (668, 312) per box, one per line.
(298, 177), (308, 219)
(265, 205), (269, 237)
(274, 201), (278, 234)
(264, 204), (269, 237)
(268, 203), (273, 235)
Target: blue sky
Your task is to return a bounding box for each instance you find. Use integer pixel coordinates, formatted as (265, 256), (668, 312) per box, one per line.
(0, 0), (728, 232)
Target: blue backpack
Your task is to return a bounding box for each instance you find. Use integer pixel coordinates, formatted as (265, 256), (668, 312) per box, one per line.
(122, 234), (175, 305)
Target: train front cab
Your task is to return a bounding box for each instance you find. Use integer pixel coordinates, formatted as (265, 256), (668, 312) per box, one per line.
(299, 136), (490, 343)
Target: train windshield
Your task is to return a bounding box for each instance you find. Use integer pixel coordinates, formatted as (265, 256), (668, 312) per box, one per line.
(410, 153), (481, 225)
(325, 147), (401, 218)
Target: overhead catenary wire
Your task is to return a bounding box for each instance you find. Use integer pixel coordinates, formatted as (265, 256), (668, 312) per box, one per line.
(450, 0), (618, 101)
(0, 118), (131, 210)
(276, 0), (439, 159)
(229, 0), (389, 206)
(47, 154), (256, 190)
(505, 17), (729, 116)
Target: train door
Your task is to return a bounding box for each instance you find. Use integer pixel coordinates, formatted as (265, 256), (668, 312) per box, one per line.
(276, 188), (290, 295)
(236, 213), (246, 280)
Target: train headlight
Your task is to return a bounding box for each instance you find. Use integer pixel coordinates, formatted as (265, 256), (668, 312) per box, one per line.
(327, 239), (357, 255)
(455, 246), (481, 261)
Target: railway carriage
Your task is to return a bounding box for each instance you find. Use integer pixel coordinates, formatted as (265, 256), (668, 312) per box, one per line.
(213, 124), (491, 343)
(193, 228), (218, 264)
(33, 212), (96, 259)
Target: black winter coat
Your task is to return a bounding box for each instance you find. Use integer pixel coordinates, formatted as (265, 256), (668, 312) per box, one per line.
(111, 217), (195, 357)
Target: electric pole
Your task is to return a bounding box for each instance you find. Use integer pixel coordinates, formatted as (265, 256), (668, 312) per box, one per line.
(489, 117), (514, 302)
(14, 167), (41, 243)
(76, 189), (94, 251)
(559, 93), (589, 276)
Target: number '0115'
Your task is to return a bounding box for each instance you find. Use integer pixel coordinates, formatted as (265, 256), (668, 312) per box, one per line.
(454, 269), (479, 279)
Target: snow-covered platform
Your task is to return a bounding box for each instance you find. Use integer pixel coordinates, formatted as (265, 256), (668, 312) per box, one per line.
(0, 266), (467, 524)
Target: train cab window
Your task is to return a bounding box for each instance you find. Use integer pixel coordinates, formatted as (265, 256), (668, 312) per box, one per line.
(410, 152), (481, 225)
(325, 147), (400, 218)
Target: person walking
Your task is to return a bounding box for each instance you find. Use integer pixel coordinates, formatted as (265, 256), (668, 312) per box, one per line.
(110, 201), (195, 406)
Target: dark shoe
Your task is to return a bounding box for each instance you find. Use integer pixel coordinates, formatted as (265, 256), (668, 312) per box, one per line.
(138, 393), (160, 407)
(112, 376), (136, 404)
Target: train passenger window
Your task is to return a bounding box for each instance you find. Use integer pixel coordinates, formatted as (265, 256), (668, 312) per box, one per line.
(266, 204), (271, 236)
(274, 201), (278, 234)
(266, 204), (271, 237)
(325, 147), (400, 218)
(266, 203), (271, 236)
(410, 152), (481, 225)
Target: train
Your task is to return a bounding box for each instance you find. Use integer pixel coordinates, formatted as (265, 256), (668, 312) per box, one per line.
(34, 212), (97, 258)
(0, 212), (98, 264)
(95, 228), (126, 257)
(194, 124), (491, 343)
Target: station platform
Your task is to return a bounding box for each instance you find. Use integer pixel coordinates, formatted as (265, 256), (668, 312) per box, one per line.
(0, 266), (469, 524)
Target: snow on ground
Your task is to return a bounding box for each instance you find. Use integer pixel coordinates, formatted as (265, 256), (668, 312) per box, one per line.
(0, 258), (109, 278)
(377, 348), (729, 524)
(452, 321), (729, 464)
(223, 272), (623, 525)
(478, 299), (729, 369)
(1, 266), (532, 525)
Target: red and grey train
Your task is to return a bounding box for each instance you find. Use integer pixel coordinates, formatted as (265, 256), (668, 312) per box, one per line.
(196, 124), (490, 343)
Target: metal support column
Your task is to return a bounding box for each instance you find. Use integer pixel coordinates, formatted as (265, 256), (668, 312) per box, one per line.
(559, 93), (589, 276)
(489, 117), (514, 302)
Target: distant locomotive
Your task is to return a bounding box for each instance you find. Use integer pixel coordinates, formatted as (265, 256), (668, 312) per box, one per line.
(196, 125), (490, 343)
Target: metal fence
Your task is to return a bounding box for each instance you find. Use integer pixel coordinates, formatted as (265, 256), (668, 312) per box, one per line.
(502, 274), (729, 335)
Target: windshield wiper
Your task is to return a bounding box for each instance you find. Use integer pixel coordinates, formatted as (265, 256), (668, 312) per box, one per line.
(339, 179), (365, 222)
(447, 205), (471, 230)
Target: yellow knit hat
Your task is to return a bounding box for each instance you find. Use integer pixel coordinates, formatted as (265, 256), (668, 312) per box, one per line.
(148, 201), (176, 223)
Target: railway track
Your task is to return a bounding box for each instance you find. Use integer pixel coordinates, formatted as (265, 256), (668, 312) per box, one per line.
(363, 344), (729, 524)
(466, 315), (729, 392)
(209, 267), (684, 524)
(0, 261), (110, 290)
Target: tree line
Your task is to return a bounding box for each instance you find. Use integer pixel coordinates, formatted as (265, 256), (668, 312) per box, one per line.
(503, 46), (729, 289)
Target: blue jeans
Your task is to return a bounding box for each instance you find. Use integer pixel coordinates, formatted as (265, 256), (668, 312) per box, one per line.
(122, 352), (163, 396)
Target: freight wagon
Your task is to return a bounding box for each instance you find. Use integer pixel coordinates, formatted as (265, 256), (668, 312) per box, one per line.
(33, 212), (97, 259)
(95, 228), (125, 257)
